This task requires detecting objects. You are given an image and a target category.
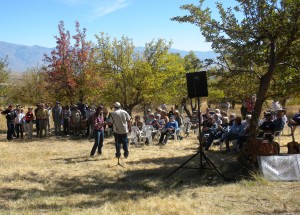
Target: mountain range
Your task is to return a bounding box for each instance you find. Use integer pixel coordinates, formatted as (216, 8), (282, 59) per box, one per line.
(0, 41), (216, 73)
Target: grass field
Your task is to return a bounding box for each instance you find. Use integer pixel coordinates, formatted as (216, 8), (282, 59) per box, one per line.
(0, 104), (300, 214)
(0, 126), (300, 215)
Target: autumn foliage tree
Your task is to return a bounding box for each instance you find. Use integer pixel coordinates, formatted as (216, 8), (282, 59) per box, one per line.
(44, 21), (75, 103)
(44, 21), (102, 104)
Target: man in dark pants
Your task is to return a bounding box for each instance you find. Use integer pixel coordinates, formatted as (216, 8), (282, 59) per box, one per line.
(1, 104), (17, 141)
(109, 102), (131, 158)
(34, 104), (40, 137)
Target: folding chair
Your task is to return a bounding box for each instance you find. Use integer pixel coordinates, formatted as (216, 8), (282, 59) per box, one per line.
(140, 125), (154, 145)
(129, 126), (140, 146)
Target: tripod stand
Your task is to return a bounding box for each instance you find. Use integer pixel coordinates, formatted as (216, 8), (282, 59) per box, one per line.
(165, 97), (228, 181)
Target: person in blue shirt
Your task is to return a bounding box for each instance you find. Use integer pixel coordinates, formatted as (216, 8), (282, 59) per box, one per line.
(158, 115), (178, 145)
(273, 110), (285, 132)
(204, 117), (229, 150)
(220, 116), (245, 151)
(289, 109), (300, 133)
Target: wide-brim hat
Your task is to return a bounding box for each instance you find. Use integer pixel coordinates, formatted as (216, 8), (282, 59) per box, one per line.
(113, 102), (121, 108)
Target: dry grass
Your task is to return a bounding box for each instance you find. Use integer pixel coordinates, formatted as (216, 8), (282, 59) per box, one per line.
(0, 105), (300, 215)
(0, 127), (300, 215)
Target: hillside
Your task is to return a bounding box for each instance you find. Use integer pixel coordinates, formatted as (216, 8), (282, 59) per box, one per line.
(0, 41), (52, 72)
(0, 41), (216, 73)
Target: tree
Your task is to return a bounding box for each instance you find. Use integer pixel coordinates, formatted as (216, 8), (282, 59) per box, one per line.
(184, 51), (202, 72)
(10, 66), (51, 105)
(173, 0), (300, 137)
(0, 57), (10, 106)
(95, 34), (185, 115)
(71, 21), (104, 104)
(44, 21), (102, 104)
(44, 21), (75, 103)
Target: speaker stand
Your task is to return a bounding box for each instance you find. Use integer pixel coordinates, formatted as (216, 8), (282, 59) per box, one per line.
(165, 97), (229, 181)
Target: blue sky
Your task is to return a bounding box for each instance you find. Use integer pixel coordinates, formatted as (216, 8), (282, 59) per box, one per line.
(1, 0), (237, 52)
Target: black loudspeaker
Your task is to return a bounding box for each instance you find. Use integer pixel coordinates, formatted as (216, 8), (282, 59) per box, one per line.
(186, 71), (208, 98)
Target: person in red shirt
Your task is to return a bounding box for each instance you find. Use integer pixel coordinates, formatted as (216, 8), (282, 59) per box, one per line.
(90, 106), (106, 157)
(24, 107), (34, 139)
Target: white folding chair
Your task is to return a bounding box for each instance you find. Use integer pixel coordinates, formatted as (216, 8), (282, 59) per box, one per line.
(140, 125), (154, 145)
(129, 126), (141, 146)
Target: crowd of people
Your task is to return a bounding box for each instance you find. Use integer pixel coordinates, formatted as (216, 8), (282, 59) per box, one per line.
(1, 100), (300, 157)
(200, 107), (294, 152)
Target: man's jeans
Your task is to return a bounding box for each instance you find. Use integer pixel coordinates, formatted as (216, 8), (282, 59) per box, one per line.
(7, 121), (14, 140)
(115, 133), (129, 158)
(54, 119), (61, 135)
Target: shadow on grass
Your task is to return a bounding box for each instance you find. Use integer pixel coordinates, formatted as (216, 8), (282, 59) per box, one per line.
(50, 156), (101, 164)
(0, 147), (251, 211)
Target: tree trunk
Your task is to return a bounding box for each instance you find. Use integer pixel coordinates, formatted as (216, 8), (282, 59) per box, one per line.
(124, 105), (133, 116)
(249, 43), (276, 139)
(281, 98), (287, 108)
(181, 97), (192, 118)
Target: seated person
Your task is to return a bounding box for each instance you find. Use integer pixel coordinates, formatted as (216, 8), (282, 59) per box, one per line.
(158, 115), (178, 145)
(213, 113), (222, 126)
(202, 115), (217, 135)
(273, 110), (285, 132)
(168, 107), (174, 118)
(237, 115), (251, 149)
(282, 108), (288, 125)
(151, 113), (164, 138)
(289, 109), (300, 132)
(145, 113), (155, 125)
(204, 117), (229, 150)
(187, 111), (202, 135)
(220, 116), (245, 151)
(228, 113), (236, 126)
(144, 109), (152, 125)
(174, 110), (183, 140)
(133, 115), (143, 130)
(154, 107), (162, 116)
(202, 108), (211, 122)
(258, 112), (275, 140)
(160, 110), (169, 126)
(151, 114), (163, 130)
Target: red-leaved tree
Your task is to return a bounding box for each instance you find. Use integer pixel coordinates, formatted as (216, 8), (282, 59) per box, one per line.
(44, 21), (103, 104)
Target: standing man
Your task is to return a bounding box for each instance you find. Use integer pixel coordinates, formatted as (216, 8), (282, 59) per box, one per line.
(109, 102), (131, 158)
(35, 103), (49, 138)
(1, 104), (17, 141)
(52, 101), (62, 135)
(34, 104), (40, 137)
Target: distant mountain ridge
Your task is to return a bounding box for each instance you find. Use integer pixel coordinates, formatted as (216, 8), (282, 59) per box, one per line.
(0, 41), (216, 73)
(0, 41), (53, 72)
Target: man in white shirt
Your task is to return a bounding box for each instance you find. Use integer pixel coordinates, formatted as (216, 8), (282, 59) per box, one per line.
(109, 102), (131, 158)
(271, 100), (282, 112)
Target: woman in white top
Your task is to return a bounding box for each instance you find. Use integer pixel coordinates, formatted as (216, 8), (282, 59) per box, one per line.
(15, 108), (25, 139)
